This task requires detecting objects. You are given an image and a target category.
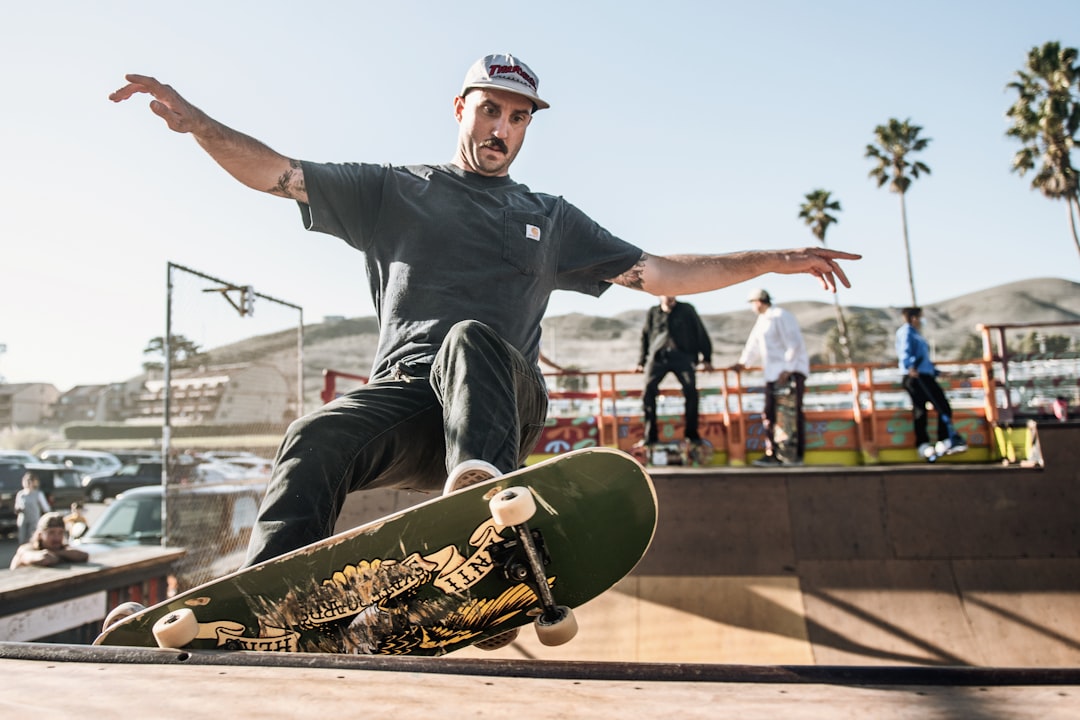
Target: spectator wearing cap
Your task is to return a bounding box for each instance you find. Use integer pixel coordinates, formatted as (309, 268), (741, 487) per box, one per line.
(9, 512), (90, 569)
(896, 306), (967, 459)
(732, 289), (809, 466)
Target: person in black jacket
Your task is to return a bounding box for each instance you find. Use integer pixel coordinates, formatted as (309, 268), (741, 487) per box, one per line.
(634, 296), (714, 447)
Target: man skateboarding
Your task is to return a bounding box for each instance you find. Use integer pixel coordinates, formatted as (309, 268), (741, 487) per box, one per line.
(109, 53), (859, 575)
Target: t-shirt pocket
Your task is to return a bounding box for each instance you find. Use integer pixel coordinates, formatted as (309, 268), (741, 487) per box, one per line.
(503, 211), (552, 276)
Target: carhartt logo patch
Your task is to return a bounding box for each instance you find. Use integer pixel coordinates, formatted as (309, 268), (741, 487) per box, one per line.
(525, 224), (542, 241)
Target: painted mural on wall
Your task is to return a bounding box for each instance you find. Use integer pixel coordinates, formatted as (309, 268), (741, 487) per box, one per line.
(533, 415), (601, 456)
(532, 408), (989, 465)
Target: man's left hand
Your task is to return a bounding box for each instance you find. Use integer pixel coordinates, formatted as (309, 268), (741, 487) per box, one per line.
(776, 247), (861, 293)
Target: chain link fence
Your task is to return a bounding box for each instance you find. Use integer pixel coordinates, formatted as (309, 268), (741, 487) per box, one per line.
(162, 262), (302, 590)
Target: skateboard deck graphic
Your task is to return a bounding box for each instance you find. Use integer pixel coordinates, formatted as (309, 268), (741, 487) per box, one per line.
(94, 448), (656, 656)
(773, 377), (801, 464)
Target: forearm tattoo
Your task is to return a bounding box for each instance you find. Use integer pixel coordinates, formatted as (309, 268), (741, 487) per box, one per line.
(270, 159), (306, 199)
(611, 252), (649, 290)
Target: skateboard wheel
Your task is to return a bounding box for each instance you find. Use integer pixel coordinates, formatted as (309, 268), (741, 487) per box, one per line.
(489, 486), (536, 526)
(534, 605), (578, 646)
(152, 608), (199, 648)
(102, 601), (146, 631)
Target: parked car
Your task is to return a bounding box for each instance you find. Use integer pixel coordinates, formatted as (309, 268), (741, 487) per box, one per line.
(74, 482), (266, 590)
(38, 449), (122, 477)
(0, 462), (87, 535)
(109, 449), (163, 466)
(0, 450), (39, 464)
(82, 462), (163, 503)
(216, 456), (274, 479)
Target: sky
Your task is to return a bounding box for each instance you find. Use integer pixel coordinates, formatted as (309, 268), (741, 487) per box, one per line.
(2, 0), (1078, 390)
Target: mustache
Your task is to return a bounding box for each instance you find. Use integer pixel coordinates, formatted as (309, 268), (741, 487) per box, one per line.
(480, 138), (508, 153)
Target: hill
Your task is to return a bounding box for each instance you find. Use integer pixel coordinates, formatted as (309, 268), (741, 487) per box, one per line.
(539, 277), (1080, 372)
(203, 277), (1080, 403)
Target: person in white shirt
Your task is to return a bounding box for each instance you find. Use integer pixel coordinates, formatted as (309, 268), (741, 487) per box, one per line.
(732, 289), (810, 466)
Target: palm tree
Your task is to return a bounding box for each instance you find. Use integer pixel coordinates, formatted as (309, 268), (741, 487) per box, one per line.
(865, 118), (932, 307)
(798, 189), (852, 363)
(1005, 41), (1080, 259)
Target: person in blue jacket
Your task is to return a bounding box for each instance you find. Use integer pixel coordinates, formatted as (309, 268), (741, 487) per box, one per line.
(896, 307), (967, 459)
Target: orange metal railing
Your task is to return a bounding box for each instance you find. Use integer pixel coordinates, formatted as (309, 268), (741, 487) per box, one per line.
(318, 320), (1078, 466)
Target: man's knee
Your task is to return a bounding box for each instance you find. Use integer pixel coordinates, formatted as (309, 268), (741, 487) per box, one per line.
(280, 411), (319, 446)
(444, 319), (498, 347)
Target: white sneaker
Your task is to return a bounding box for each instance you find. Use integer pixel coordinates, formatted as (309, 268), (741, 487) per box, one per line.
(918, 443), (934, 459)
(443, 459), (501, 495)
(936, 437), (968, 456)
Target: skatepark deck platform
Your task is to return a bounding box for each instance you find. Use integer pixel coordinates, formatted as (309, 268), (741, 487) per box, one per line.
(1, 642), (1077, 719)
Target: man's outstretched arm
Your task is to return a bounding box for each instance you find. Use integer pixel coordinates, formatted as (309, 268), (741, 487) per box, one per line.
(610, 247), (860, 296)
(109, 74), (307, 203)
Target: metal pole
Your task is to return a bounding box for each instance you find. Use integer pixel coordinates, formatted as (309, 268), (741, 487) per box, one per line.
(162, 263), (174, 547)
(296, 308), (304, 416)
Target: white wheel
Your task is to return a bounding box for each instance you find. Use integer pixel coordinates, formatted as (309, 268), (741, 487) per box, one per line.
(534, 605), (578, 646)
(152, 608), (199, 648)
(102, 601), (146, 631)
(489, 486), (536, 526)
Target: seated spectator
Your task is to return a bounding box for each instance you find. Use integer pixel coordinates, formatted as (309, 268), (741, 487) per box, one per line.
(9, 512), (90, 569)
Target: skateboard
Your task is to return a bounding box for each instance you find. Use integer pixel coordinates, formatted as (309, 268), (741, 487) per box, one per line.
(923, 443), (961, 463)
(94, 447), (657, 656)
(629, 439), (713, 467)
(772, 376), (801, 464)
(922, 433), (967, 463)
(911, 376), (967, 464)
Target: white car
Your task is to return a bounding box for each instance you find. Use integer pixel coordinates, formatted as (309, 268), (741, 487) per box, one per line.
(74, 482), (266, 591)
(0, 450), (38, 464)
(38, 449), (122, 477)
(217, 456), (274, 479)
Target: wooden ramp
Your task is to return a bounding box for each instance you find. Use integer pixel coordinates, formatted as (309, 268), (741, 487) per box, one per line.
(338, 448), (1080, 668)
(1, 643), (1078, 720)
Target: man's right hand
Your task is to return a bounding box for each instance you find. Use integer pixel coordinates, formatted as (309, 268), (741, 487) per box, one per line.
(109, 74), (307, 202)
(109, 74), (207, 135)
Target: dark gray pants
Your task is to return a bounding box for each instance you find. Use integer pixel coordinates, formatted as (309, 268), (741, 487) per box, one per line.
(243, 320), (548, 566)
(641, 350), (700, 443)
(903, 373), (955, 447)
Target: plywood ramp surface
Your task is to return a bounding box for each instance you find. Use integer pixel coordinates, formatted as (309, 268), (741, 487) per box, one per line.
(1, 652), (1078, 720)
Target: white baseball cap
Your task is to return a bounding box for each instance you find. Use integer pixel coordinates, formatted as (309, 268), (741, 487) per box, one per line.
(461, 53), (550, 111)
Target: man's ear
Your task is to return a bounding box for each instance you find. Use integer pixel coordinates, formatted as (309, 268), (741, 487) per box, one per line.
(452, 95), (466, 122)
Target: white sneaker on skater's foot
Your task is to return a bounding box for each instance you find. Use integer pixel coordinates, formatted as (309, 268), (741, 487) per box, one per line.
(443, 459), (502, 495)
(935, 437), (968, 456)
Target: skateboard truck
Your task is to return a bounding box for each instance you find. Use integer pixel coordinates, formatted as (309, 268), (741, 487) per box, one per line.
(488, 487), (579, 645)
(490, 528), (549, 584)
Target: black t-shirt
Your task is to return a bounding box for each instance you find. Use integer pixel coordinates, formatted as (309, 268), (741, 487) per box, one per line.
(299, 162), (642, 379)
